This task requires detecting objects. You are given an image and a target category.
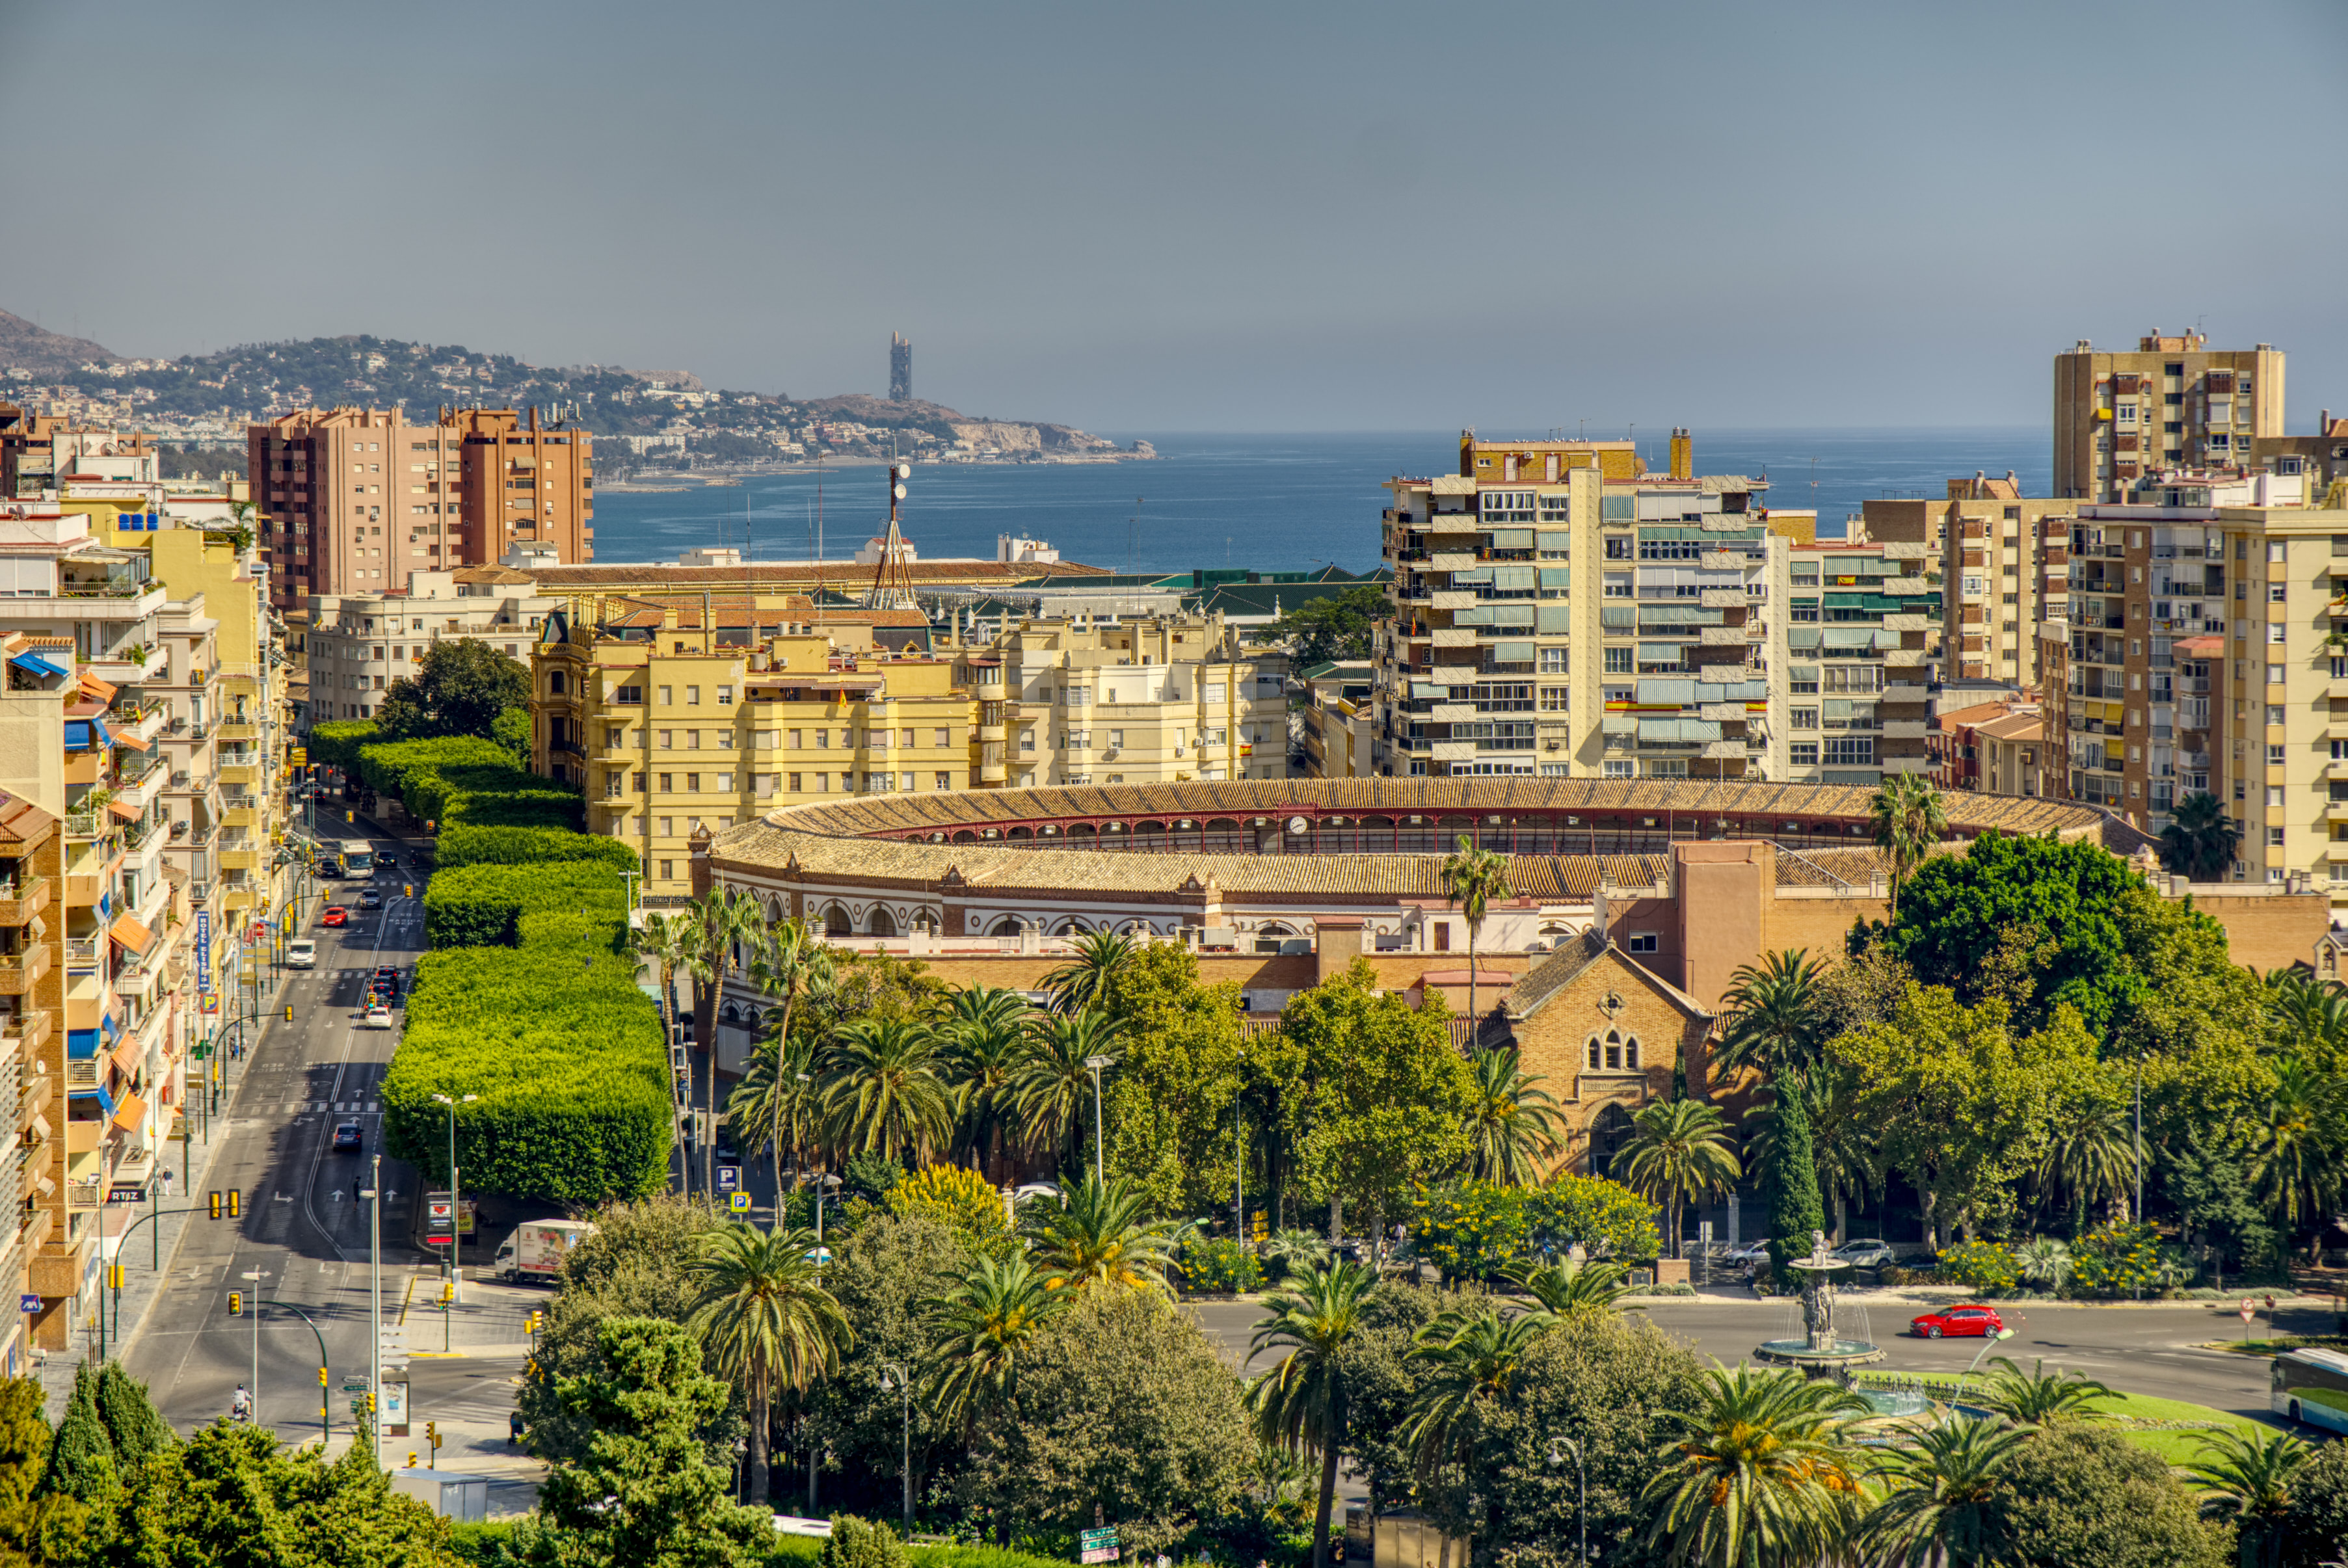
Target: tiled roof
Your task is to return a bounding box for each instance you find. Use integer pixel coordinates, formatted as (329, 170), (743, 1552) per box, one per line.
(531, 559), (1110, 589)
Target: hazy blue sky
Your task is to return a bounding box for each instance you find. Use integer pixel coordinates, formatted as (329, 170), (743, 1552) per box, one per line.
(4, 0), (2345, 432)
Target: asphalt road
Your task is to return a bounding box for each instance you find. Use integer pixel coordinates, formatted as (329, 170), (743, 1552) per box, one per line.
(124, 834), (440, 1449)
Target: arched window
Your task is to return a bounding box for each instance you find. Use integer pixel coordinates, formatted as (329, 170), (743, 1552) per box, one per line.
(745, 1008), (763, 1033)
(823, 903), (853, 937)
(1624, 1035), (1640, 1071)
(720, 1002), (740, 1024)
(1586, 1035), (1601, 1071)
(550, 671), (567, 694)
(989, 915), (1024, 937)
(866, 906), (898, 938)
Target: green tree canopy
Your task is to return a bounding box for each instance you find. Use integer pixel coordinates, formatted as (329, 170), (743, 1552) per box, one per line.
(107, 1424), (452, 1568)
(1264, 583), (1389, 665)
(376, 639), (532, 741)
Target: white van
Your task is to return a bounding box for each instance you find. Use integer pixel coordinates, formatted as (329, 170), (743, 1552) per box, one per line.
(287, 938), (317, 969)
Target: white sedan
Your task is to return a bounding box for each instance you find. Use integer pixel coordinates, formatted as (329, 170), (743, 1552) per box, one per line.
(362, 1006), (395, 1030)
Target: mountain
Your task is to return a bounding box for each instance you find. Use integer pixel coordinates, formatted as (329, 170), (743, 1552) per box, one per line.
(0, 310), (120, 374)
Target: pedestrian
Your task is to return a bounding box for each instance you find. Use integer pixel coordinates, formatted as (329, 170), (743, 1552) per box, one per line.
(159, 1170), (172, 1199)
(353, 1177), (362, 1205)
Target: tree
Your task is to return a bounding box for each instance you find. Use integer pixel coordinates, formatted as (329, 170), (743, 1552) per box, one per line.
(1858, 1416), (2036, 1568)
(2161, 1128), (2280, 1279)
(1437, 835), (1512, 1030)
(2036, 1093), (2139, 1233)
(1638, 1365), (1867, 1566)
(40, 1366), (114, 1508)
(1263, 583), (1389, 665)
(1011, 1010), (1125, 1178)
(746, 920), (836, 1161)
(821, 1515), (909, 1568)
(540, 1316), (767, 1568)
(2182, 1426), (2312, 1568)
(1021, 1174), (1179, 1292)
(2159, 791), (2242, 882)
(687, 1223), (851, 1507)
(107, 1424), (450, 1568)
(1743, 1063), (1878, 1243)
(937, 986), (1034, 1178)
(1613, 1098), (1741, 1262)
(920, 1251), (1068, 1441)
(728, 1031), (823, 1203)
(1988, 1422), (2230, 1567)
(1975, 1357), (2113, 1425)
(0, 1377), (79, 1568)
(629, 912), (709, 1194)
(1040, 929), (1138, 1016)
(1462, 1047), (1564, 1185)
(1759, 1079), (1826, 1276)
(1870, 773), (1949, 918)
(375, 638), (531, 741)
(1714, 948), (1830, 1084)
(1099, 942), (1254, 1218)
(820, 1018), (957, 1167)
(1247, 1260), (1378, 1566)
(689, 888), (765, 1193)
(2278, 1438), (2348, 1568)
(2245, 1055), (2345, 1260)
(1505, 1257), (1632, 1318)
(1401, 1307), (1547, 1486)
(490, 704), (531, 765)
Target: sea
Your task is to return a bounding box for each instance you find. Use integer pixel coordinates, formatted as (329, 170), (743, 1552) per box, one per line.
(583, 428), (2048, 578)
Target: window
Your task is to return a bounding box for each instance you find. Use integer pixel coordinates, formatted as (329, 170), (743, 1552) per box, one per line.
(1602, 572), (1632, 598)
(1603, 536), (1633, 560)
(2267, 786), (2285, 806)
(658, 730), (673, 749)
(934, 771), (951, 790)
(2269, 663), (2286, 684)
(687, 685), (701, 705)
(2269, 827), (2286, 847)
(717, 685), (734, 705)
(2271, 584), (2288, 604)
(900, 728), (914, 747)
(1626, 933), (1657, 955)
(632, 772), (645, 792)
(686, 730), (700, 750)
(658, 773), (673, 793)
(1203, 683), (1225, 703)
(1602, 759), (1633, 777)
(1539, 686), (1568, 712)
(1604, 647), (1633, 674)
(1540, 646), (1568, 674)
(934, 727), (951, 747)
(685, 774), (700, 792)
(1108, 729), (1124, 749)
(2268, 706), (2285, 727)
(1789, 741), (1819, 765)
(2268, 744), (2287, 766)
(658, 685), (672, 706)
(1823, 737), (1873, 765)
(659, 860), (673, 881)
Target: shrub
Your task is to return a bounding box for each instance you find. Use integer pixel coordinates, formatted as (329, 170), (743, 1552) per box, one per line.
(436, 823), (641, 871)
(344, 736), (582, 833)
(2070, 1221), (2183, 1298)
(1177, 1237), (1264, 1294)
(886, 1165), (1010, 1249)
(1523, 1172), (1662, 1262)
(1408, 1173), (1659, 1280)
(423, 862), (627, 948)
(1938, 1240), (2021, 1295)
(823, 1516), (909, 1568)
(308, 719), (380, 769)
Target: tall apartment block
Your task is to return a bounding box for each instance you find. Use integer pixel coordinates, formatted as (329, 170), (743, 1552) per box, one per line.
(2053, 334), (2284, 502)
(1863, 475), (2076, 688)
(249, 405), (594, 614)
(1377, 432), (1801, 782)
(1781, 533), (1938, 782)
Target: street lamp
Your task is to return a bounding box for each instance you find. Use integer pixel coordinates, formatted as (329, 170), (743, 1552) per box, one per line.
(430, 1093), (479, 1300)
(1547, 1438), (1586, 1563)
(1959, 1325), (2018, 1402)
(241, 1268), (271, 1426)
(1084, 1055), (1111, 1176)
(878, 1362), (913, 1530)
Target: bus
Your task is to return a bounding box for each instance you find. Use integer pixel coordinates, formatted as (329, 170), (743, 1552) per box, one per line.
(337, 840), (376, 879)
(2273, 1348), (2348, 1435)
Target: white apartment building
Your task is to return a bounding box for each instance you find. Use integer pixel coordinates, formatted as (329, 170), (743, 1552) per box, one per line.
(307, 566), (557, 723)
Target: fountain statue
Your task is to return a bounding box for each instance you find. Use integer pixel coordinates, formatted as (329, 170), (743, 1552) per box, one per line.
(1754, 1230), (1884, 1373)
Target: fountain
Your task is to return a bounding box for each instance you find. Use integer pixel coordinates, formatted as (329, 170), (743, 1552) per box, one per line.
(1754, 1230), (1885, 1374)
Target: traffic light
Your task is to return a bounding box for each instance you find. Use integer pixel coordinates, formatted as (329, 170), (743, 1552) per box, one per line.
(227, 1292), (242, 1316)
(425, 1420), (441, 1451)
(105, 1265), (122, 1291)
(226, 1189), (241, 1219)
(365, 1391), (375, 1413)
(318, 1366), (328, 1388)
(525, 1310), (542, 1336)
(403, 884), (413, 897)
(208, 1191), (222, 1220)
(406, 1450), (418, 1468)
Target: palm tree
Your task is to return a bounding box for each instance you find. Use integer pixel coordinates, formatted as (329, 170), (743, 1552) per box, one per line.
(1975, 1357), (2111, 1424)
(2035, 1096), (2139, 1233)
(1640, 1365), (1869, 1566)
(1504, 1257), (1631, 1318)
(628, 910), (708, 1194)
(689, 886), (766, 1193)
(2159, 790), (2242, 883)
(1857, 1416), (2035, 1568)
(1437, 835), (1512, 1030)
(819, 1017), (957, 1166)
(1463, 1047), (1565, 1184)
(2246, 1054), (2346, 1260)
(1404, 1307), (1549, 1485)
(1615, 1098), (1741, 1260)
(1247, 1259), (1379, 1568)
(1021, 1173), (1179, 1292)
(1744, 1064), (1878, 1243)
(1010, 1009), (1125, 1178)
(919, 1251), (1067, 1432)
(2181, 1426), (2312, 1568)
(2263, 970), (2348, 1052)
(1041, 928), (1139, 1016)
(686, 1223), (850, 1507)
(1869, 773), (1949, 918)
(1713, 948), (1828, 1084)
(939, 989), (1035, 1180)
(748, 916), (835, 1061)
(727, 1029), (824, 1201)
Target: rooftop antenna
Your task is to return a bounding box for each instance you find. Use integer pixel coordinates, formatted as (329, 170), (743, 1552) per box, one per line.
(1128, 496), (1144, 576)
(864, 455), (918, 611)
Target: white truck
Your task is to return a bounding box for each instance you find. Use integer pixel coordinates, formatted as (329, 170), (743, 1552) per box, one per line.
(492, 1218), (594, 1284)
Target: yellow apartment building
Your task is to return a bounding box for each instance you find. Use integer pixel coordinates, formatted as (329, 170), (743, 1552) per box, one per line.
(2054, 333), (2285, 503)
(1863, 476), (2075, 688)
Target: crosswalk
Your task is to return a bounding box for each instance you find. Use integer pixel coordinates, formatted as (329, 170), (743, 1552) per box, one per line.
(289, 1102), (381, 1115)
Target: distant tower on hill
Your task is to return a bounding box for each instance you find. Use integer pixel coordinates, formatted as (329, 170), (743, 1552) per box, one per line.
(889, 332), (911, 402)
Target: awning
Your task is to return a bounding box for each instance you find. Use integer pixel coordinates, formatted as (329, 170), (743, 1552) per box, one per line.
(77, 671), (116, 702)
(109, 1034), (142, 1077)
(1638, 644), (1685, 663)
(109, 912), (153, 952)
(107, 801), (140, 824)
(1490, 641), (1534, 663)
(1822, 627), (1876, 648)
(1601, 715), (1638, 735)
(1638, 679), (1697, 704)
(100, 1011), (118, 1044)
(27, 1115), (49, 1145)
(8, 652), (68, 682)
(109, 1093), (144, 1132)
(66, 1029), (99, 1060)
(68, 1083), (115, 1117)
(111, 730), (150, 752)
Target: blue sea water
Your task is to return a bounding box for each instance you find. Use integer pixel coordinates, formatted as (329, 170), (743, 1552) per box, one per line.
(584, 428), (2048, 578)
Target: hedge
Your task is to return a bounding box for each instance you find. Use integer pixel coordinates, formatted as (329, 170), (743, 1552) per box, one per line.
(308, 719), (380, 769)
(423, 862), (629, 949)
(437, 823), (641, 872)
(349, 737), (584, 833)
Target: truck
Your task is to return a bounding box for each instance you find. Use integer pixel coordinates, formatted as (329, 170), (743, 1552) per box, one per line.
(493, 1218), (594, 1284)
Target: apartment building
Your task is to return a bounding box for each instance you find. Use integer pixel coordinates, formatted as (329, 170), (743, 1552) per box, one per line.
(1780, 535), (1937, 784)
(2250, 413), (2348, 501)
(308, 567), (560, 723)
(981, 612), (1287, 788)
(1932, 695), (2040, 791)
(2054, 334), (2284, 503)
(0, 405), (157, 498)
(1297, 661), (1375, 778)
(248, 405), (594, 615)
(1863, 475), (2075, 687)
(1375, 431), (1792, 781)
(533, 603), (979, 903)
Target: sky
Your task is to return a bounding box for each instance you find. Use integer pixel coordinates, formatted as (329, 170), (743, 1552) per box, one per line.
(3, 0), (2346, 434)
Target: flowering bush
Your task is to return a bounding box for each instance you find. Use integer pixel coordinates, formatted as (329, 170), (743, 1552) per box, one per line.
(1177, 1238), (1264, 1294)
(1523, 1173), (1662, 1262)
(2070, 1221), (2183, 1297)
(1408, 1173), (1659, 1281)
(887, 1164), (1011, 1249)
(1935, 1241), (2020, 1295)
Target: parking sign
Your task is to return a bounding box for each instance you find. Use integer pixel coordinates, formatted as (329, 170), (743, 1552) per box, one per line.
(728, 1191), (751, 1213)
(717, 1166), (740, 1193)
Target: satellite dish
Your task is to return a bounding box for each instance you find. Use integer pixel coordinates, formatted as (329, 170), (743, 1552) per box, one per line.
(896, 463), (913, 479)
(892, 483), (907, 500)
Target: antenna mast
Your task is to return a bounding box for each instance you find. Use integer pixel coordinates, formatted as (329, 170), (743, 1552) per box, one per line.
(864, 460), (918, 611)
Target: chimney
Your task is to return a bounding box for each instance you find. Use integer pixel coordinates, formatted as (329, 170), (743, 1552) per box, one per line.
(2005, 470), (2016, 488)
(2324, 409), (2332, 435)
(1974, 469), (1986, 497)
(1669, 427), (1691, 481)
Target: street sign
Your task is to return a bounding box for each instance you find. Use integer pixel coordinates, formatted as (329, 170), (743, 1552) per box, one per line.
(16, 1295), (37, 1314)
(729, 1191), (752, 1213)
(1081, 1529), (1119, 1547)
(425, 1193), (455, 1246)
(717, 1165), (740, 1193)
(1080, 1527), (1121, 1564)
(2240, 1298), (2256, 1323)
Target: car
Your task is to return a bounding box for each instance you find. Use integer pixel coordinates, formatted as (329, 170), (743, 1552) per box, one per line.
(358, 887), (382, 910)
(1833, 1238), (1897, 1268)
(362, 1006), (394, 1030)
(332, 1120), (362, 1153)
(321, 907), (349, 928)
(372, 966), (403, 1000)
(315, 859), (338, 877)
(286, 938), (317, 969)
(1721, 1240), (1773, 1266)
(1910, 1304), (2005, 1339)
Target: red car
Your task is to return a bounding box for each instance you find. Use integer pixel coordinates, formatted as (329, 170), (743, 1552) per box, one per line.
(321, 906), (349, 928)
(1910, 1304), (2005, 1339)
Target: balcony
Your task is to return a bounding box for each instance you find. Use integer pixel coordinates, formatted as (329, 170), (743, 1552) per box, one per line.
(0, 947), (53, 996)
(0, 878), (49, 927)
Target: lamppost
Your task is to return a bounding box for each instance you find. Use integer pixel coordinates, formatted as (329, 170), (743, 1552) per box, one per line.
(1547, 1438), (1586, 1564)
(1958, 1326), (2017, 1403)
(879, 1361), (913, 1530)
(366, 1154), (382, 1468)
(1084, 1054), (1111, 1176)
(431, 1093), (479, 1300)
(241, 1268), (270, 1425)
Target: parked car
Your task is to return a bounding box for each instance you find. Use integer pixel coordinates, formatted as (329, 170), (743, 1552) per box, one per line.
(1721, 1240), (1773, 1267)
(358, 887), (382, 910)
(332, 1120), (363, 1153)
(362, 1005), (394, 1030)
(1910, 1304), (2005, 1339)
(321, 907), (349, 928)
(1834, 1238), (1897, 1268)
(286, 939), (317, 969)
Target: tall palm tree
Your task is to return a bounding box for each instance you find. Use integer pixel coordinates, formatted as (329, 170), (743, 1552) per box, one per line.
(2034, 1096), (2139, 1233)
(1504, 1257), (1631, 1318)
(749, 917), (835, 1061)
(1403, 1307), (1549, 1477)
(2263, 970), (2348, 1052)
(1869, 773), (1949, 919)
(1021, 1173), (1178, 1292)
(628, 910), (708, 1194)
(819, 1017), (957, 1166)
(1010, 1009), (1125, 1178)
(1463, 1047), (1564, 1184)
(1640, 1365), (1868, 1567)
(2159, 790), (2242, 883)
(941, 994), (1034, 1180)
(1713, 948), (1828, 1084)
(1247, 1259), (1379, 1568)
(919, 1251), (1067, 1433)
(1040, 929), (1139, 1016)
(1437, 834), (1512, 1030)
(727, 1029), (823, 1201)
(1744, 1065), (1878, 1243)
(2246, 1054), (2346, 1260)
(689, 886), (766, 1193)
(2181, 1426), (2312, 1568)
(1857, 1416), (2035, 1568)
(686, 1223), (850, 1507)
(1974, 1357), (2111, 1425)
(1615, 1098), (1741, 1260)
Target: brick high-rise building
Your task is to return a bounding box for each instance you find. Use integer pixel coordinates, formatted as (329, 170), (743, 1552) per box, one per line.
(2053, 333), (2284, 502)
(248, 405), (594, 613)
